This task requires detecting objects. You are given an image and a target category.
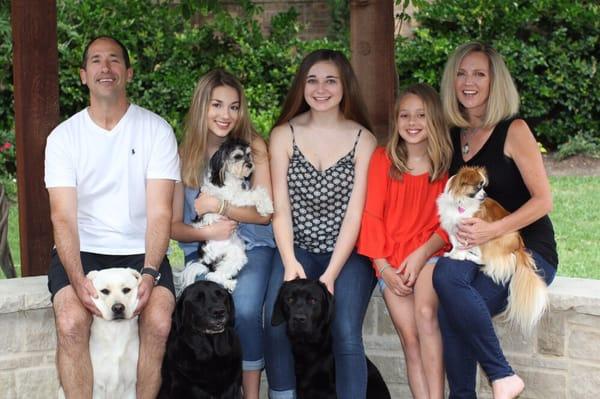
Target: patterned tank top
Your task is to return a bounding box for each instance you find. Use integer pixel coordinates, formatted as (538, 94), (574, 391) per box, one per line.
(287, 124), (362, 253)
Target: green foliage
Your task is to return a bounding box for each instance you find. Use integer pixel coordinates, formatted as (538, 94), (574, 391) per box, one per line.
(0, 4), (12, 134)
(556, 133), (600, 160)
(395, 0), (600, 149)
(327, 0), (349, 41)
(0, 0), (341, 161)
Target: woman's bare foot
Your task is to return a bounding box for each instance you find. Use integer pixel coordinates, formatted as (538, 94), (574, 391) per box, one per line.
(492, 374), (524, 399)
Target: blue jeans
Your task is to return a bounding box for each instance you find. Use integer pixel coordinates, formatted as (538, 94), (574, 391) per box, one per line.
(432, 250), (556, 399)
(263, 246), (376, 399)
(187, 246), (275, 371)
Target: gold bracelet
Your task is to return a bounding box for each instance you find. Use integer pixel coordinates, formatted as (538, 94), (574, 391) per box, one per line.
(222, 200), (229, 216)
(217, 199), (226, 215)
(378, 264), (390, 275)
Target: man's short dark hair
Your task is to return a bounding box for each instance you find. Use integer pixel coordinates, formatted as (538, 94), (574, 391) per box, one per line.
(81, 36), (131, 69)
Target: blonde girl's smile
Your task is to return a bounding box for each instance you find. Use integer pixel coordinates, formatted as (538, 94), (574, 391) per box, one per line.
(207, 85), (240, 138)
(397, 93), (428, 145)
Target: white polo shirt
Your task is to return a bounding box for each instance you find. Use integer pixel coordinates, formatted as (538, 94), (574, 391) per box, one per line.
(45, 104), (180, 254)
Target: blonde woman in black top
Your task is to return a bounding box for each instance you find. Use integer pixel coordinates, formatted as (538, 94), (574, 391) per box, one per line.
(434, 42), (558, 399)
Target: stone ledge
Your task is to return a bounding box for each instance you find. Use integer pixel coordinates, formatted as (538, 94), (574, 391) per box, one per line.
(0, 276), (51, 314)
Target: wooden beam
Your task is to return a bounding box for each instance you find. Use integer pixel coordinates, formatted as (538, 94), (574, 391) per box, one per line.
(350, 0), (397, 143)
(11, 0), (59, 276)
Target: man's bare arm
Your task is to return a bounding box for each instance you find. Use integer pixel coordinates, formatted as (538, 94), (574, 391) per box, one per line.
(48, 187), (99, 314)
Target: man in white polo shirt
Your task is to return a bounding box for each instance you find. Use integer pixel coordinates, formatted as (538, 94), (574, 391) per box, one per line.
(45, 35), (179, 398)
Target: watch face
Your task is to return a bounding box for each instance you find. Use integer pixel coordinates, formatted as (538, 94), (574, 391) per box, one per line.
(142, 268), (160, 284)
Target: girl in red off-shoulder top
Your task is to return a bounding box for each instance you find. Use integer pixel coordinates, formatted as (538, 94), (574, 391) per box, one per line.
(357, 84), (452, 399)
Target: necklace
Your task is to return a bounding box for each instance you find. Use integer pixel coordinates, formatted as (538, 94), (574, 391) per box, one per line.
(461, 127), (482, 155)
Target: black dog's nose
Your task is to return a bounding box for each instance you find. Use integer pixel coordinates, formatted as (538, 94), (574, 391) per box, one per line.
(292, 314), (307, 324)
(213, 309), (226, 320)
(112, 303), (125, 315)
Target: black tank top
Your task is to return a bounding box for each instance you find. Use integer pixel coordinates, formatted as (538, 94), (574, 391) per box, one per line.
(449, 118), (558, 267)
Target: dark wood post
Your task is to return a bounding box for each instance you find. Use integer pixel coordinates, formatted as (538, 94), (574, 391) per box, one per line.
(11, 0), (59, 276)
(350, 0), (397, 142)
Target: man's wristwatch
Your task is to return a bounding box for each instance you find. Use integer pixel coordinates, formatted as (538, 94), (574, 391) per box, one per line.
(141, 267), (161, 286)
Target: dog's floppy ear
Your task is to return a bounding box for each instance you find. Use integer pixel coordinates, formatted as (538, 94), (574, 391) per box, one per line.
(225, 290), (236, 328)
(271, 283), (288, 326)
(129, 268), (142, 284)
(87, 270), (99, 281)
(443, 174), (456, 194)
(209, 143), (228, 187)
(172, 288), (188, 332)
(316, 280), (335, 323)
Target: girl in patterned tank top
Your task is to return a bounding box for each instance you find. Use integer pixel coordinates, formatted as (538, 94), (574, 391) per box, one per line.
(264, 49), (378, 399)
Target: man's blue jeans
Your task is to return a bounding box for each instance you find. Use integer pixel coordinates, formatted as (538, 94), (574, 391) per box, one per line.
(433, 250), (556, 399)
(263, 246), (376, 399)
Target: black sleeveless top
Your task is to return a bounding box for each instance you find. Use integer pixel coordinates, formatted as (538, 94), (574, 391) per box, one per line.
(287, 124), (362, 253)
(450, 118), (558, 267)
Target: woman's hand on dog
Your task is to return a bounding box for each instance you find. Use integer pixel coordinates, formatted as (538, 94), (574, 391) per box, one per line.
(205, 219), (238, 240)
(194, 192), (221, 216)
(458, 217), (502, 248)
(319, 272), (336, 295)
(284, 260), (307, 282)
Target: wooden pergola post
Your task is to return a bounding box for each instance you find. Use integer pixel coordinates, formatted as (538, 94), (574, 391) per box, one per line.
(350, 0), (397, 142)
(11, 0), (59, 276)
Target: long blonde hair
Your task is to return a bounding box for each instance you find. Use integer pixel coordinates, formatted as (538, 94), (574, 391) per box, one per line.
(440, 41), (520, 128)
(180, 70), (260, 188)
(386, 83), (452, 181)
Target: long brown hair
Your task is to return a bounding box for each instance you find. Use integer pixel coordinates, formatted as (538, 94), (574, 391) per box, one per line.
(274, 49), (373, 131)
(386, 83), (452, 181)
(180, 70), (260, 188)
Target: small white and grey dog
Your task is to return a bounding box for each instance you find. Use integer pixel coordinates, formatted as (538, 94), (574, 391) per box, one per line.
(178, 137), (273, 293)
(58, 267), (141, 399)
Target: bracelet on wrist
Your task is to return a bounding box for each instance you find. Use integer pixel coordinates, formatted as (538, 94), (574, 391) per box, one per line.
(217, 199), (226, 215)
(378, 264), (390, 275)
(221, 200), (229, 216)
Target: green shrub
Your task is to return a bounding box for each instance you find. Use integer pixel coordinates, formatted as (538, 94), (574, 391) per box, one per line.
(556, 133), (600, 160)
(0, 0), (342, 155)
(395, 0), (599, 149)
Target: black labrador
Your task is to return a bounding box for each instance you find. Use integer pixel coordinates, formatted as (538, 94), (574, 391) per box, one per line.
(272, 279), (391, 399)
(159, 280), (242, 399)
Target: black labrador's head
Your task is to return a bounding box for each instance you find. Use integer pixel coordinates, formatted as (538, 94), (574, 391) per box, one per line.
(173, 280), (235, 335)
(271, 279), (334, 343)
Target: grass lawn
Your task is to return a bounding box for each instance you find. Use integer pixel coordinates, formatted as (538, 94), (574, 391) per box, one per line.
(2, 176), (599, 279)
(550, 176), (600, 280)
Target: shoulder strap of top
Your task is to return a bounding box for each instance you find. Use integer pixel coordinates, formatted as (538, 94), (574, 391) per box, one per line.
(350, 129), (363, 156)
(288, 123), (296, 144)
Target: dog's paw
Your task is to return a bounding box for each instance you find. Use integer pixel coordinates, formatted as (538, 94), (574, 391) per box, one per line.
(222, 279), (237, 292)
